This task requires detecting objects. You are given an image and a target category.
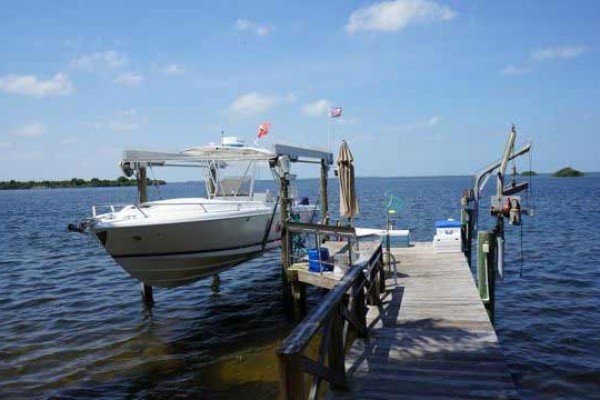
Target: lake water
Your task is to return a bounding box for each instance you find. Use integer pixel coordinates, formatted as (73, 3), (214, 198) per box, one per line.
(1, 175), (599, 399)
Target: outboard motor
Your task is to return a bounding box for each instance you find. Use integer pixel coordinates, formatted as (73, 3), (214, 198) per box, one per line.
(120, 160), (134, 177)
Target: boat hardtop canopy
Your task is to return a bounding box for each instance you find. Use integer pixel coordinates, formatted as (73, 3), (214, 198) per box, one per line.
(122, 139), (333, 165)
(123, 145), (275, 164)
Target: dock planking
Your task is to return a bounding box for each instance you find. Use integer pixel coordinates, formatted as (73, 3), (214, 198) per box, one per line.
(328, 242), (518, 400)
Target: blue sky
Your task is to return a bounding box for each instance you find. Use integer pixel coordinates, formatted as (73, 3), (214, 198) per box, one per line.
(1, 0), (599, 180)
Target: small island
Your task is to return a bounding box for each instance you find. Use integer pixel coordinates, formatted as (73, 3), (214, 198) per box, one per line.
(552, 167), (584, 178)
(0, 177), (166, 190)
(520, 170), (538, 176)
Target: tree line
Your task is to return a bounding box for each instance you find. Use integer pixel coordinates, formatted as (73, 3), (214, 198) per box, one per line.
(0, 177), (166, 190)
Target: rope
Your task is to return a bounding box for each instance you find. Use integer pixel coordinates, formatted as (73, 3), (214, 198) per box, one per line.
(528, 148), (533, 216)
(149, 166), (164, 200)
(519, 218), (524, 277)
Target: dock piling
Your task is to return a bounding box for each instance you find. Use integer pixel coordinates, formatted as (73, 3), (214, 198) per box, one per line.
(141, 283), (154, 306)
(319, 159), (329, 225)
(136, 165), (154, 305)
(477, 230), (496, 320)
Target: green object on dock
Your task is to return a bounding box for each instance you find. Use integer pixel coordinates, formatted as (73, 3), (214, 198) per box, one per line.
(477, 230), (496, 321)
(384, 194), (404, 213)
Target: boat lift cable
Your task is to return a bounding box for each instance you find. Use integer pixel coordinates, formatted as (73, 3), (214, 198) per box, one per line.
(261, 197), (280, 250)
(149, 165), (164, 200)
(309, 193), (320, 224)
(520, 220), (524, 278)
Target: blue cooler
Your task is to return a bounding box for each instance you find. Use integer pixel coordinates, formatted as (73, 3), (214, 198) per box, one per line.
(308, 248), (331, 272)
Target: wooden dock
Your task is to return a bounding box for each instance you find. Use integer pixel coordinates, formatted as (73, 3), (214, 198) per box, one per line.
(328, 242), (518, 400)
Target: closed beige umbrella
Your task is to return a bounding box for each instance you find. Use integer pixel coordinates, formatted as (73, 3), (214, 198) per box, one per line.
(337, 140), (359, 223)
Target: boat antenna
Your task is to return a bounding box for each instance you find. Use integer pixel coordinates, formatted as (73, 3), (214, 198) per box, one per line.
(221, 130), (224, 146)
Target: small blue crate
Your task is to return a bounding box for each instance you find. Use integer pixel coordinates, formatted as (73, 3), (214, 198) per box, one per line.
(307, 248), (331, 272)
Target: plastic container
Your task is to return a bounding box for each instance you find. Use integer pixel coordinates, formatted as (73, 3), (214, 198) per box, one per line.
(308, 248), (331, 272)
(435, 219), (461, 228)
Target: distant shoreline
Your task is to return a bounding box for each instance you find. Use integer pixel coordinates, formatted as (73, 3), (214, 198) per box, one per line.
(0, 177), (166, 191)
(2, 172), (598, 190)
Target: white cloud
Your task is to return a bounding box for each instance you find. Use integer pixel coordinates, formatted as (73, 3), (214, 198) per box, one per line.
(161, 63), (185, 75)
(118, 108), (137, 117)
(285, 92), (298, 103)
(229, 93), (278, 116)
(0, 73), (74, 98)
(70, 50), (128, 71)
(501, 64), (532, 76)
(426, 116), (439, 126)
(531, 45), (586, 62)
(86, 109), (142, 132)
(302, 99), (331, 117)
(114, 72), (143, 86)
(13, 123), (46, 137)
(346, 0), (457, 33)
(502, 45), (586, 77)
(235, 19), (272, 36)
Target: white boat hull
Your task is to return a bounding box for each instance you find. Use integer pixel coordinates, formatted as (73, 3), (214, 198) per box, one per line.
(92, 203), (315, 288)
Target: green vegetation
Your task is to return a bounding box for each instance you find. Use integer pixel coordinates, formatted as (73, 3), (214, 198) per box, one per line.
(520, 171), (538, 176)
(552, 167), (584, 178)
(0, 177), (166, 190)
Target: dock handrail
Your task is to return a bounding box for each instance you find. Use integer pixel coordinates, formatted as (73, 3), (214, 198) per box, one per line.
(278, 243), (384, 400)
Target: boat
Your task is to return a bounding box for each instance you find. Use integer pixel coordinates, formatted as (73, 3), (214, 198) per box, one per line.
(77, 136), (319, 288)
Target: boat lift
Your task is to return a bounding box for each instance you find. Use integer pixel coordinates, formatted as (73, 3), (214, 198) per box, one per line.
(117, 141), (333, 306)
(461, 125), (532, 320)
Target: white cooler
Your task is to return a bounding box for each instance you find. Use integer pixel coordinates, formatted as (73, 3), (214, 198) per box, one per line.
(433, 219), (462, 253)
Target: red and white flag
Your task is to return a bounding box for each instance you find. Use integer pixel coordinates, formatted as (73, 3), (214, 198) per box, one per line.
(257, 121), (271, 138)
(329, 107), (343, 118)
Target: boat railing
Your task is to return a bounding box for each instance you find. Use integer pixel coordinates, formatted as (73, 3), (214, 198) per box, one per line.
(92, 204), (149, 218)
(92, 200), (275, 218)
(146, 201), (262, 213)
(278, 237), (384, 400)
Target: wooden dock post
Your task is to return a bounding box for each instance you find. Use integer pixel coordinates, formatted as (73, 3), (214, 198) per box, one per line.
(477, 230), (496, 321)
(137, 165), (154, 306)
(279, 352), (305, 400)
(461, 190), (473, 266)
(277, 156), (306, 317)
(137, 165), (148, 204)
(328, 304), (346, 390)
(320, 159), (329, 225)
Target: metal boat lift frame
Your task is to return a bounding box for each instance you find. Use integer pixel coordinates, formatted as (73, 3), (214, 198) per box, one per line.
(122, 142), (333, 305)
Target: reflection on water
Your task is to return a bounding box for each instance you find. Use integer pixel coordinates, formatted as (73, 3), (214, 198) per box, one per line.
(0, 176), (599, 399)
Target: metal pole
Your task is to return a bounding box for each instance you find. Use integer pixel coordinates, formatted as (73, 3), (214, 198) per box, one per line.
(278, 157), (295, 315)
(137, 165), (153, 306)
(320, 159), (329, 225)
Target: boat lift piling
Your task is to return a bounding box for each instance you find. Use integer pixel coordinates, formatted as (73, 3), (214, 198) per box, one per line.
(136, 164), (155, 306)
(271, 144), (333, 319)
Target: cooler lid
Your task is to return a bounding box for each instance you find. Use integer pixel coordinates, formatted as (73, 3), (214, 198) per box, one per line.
(435, 219), (461, 228)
